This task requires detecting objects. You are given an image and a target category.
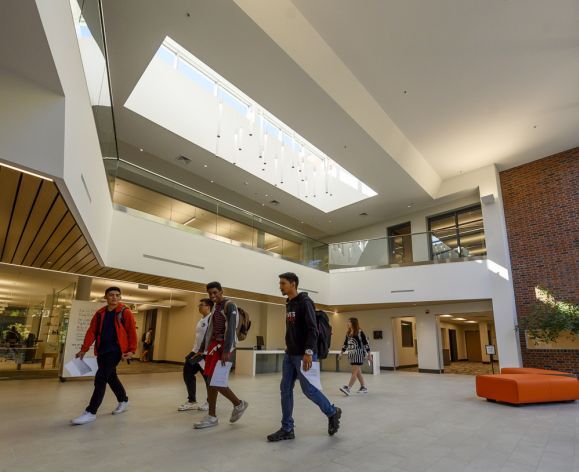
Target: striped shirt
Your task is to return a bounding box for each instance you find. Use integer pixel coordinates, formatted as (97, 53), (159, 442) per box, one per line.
(341, 331), (371, 364)
(211, 302), (226, 342)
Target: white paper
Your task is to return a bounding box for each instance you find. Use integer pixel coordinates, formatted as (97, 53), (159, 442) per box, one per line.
(300, 361), (323, 391)
(199, 359), (205, 370)
(64, 357), (98, 377)
(210, 361), (232, 387)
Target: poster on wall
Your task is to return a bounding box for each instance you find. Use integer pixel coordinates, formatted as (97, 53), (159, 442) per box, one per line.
(61, 300), (102, 379)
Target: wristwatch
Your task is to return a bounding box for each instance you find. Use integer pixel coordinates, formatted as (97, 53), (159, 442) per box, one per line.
(305, 349), (314, 356)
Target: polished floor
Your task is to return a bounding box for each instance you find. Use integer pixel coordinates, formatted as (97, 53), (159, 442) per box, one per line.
(0, 371), (577, 472)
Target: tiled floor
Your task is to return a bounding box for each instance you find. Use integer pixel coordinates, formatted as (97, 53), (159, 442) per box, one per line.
(0, 370), (577, 472)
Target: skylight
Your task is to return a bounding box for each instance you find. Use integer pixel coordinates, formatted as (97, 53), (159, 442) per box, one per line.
(124, 36), (377, 213)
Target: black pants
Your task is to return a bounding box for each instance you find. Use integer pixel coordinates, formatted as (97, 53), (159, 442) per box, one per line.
(86, 351), (128, 414)
(183, 361), (208, 403)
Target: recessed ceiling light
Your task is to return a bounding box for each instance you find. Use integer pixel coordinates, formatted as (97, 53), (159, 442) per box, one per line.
(203, 164), (208, 168)
(440, 314), (453, 318)
(210, 180), (214, 183)
(265, 194), (269, 197)
(244, 181), (249, 186)
(139, 148), (143, 152)
(407, 203), (414, 208)
(452, 317), (466, 321)
(466, 320), (477, 324)
(328, 220), (332, 223)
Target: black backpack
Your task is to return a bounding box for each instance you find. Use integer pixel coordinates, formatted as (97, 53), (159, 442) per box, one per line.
(315, 310), (332, 359)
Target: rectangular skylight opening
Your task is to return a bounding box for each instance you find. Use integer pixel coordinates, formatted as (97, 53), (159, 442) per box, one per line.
(124, 36), (377, 213)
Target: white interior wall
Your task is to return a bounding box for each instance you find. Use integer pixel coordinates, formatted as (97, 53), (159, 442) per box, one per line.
(158, 293), (269, 363)
(35, 0), (114, 263)
(109, 210), (331, 303)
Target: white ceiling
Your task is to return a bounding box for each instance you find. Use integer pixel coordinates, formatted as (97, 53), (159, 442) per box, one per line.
(99, 0), (579, 237)
(290, 0), (579, 179)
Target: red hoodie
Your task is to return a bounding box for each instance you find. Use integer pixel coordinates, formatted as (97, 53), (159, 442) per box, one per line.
(81, 303), (137, 356)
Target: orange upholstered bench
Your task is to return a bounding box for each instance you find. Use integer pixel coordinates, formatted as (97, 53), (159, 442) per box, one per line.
(476, 374), (579, 405)
(500, 367), (576, 378)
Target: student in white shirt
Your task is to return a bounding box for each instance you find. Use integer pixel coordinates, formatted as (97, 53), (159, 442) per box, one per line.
(178, 298), (213, 411)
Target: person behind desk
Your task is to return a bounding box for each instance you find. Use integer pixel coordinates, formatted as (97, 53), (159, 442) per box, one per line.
(5, 326), (21, 346)
(71, 286), (137, 426)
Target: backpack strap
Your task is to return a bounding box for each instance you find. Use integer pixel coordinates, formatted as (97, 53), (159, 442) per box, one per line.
(117, 306), (127, 324)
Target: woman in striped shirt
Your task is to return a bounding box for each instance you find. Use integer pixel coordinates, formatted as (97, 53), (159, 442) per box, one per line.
(339, 317), (372, 395)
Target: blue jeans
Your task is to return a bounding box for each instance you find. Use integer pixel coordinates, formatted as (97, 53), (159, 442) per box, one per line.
(280, 354), (336, 431)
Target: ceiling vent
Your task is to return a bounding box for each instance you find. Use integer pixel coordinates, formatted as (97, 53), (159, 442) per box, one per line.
(138, 284), (149, 290)
(176, 155), (191, 165)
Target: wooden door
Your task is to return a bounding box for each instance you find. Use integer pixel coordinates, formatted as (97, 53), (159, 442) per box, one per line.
(465, 331), (482, 362)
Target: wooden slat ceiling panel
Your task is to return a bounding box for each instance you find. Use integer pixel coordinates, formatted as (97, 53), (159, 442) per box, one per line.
(22, 196), (68, 266)
(31, 213), (77, 267)
(50, 238), (87, 272)
(14, 182), (59, 265)
(0, 167), (21, 256)
(74, 257), (99, 274)
(60, 245), (93, 273)
(37, 226), (83, 269)
(1, 174), (42, 262)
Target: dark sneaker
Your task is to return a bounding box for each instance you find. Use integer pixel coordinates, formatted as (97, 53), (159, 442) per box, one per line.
(357, 386), (368, 394)
(267, 428), (295, 442)
(339, 385), (351, 396)
(328, 407), (342, 436)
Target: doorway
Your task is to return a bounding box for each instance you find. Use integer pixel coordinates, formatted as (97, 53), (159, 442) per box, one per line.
(465, 331), (482, 362)
(387, 222), (413, 264)
(448, 329), (459, 361)
(141, 309), (157, 362)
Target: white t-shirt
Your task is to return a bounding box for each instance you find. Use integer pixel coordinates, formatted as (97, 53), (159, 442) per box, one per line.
(192, 315), (211, 353)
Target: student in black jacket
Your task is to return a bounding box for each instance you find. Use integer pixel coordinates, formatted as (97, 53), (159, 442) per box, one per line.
(267, 272), (342, 442)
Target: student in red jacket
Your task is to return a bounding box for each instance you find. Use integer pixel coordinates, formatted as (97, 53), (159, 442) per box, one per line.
(71, 286), (137, 425)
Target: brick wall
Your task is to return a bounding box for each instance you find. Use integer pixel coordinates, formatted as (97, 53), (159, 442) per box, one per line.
(500, 147), (579, 373)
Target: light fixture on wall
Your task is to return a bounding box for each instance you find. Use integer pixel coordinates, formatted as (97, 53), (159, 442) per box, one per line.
(184, 209), (197, 226)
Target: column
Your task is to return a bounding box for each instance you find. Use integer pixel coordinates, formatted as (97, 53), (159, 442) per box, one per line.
(75, 276), (92, 301)
(416, 314), (444, 373)
(479, 167), (522, 367)
(478, 321), (490, 363)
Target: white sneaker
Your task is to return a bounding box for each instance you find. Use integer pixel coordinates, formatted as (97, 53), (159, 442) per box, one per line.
(112, 401), (129, 415)
(194, 415), (218, 429)
(198, 402), (209, 411)
(71, 411), (96, 425)
(230, 400), (249, 423)
(178, 401), (199, 411)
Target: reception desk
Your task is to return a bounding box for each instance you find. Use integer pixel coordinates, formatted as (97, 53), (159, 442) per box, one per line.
(235, 349), (381, 376)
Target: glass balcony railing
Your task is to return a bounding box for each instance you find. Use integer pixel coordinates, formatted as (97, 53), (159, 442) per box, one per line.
(107, 158), (329, 271)
(329, 228), (486, 271)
